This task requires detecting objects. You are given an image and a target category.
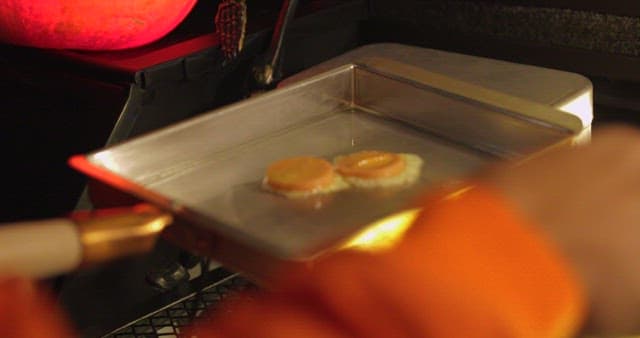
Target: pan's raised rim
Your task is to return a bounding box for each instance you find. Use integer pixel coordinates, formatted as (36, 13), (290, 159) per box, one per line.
(67, 45), (588, 279)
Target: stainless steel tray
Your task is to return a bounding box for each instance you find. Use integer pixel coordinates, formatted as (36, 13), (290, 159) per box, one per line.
(72, 51), (583, 276)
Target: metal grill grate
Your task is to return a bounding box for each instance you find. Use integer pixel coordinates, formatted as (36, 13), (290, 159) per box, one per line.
(104, 275), (254, 338)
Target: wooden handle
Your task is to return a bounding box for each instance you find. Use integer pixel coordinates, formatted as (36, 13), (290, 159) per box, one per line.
(0, 219), (82, 278)
(0, 205), (173, 279)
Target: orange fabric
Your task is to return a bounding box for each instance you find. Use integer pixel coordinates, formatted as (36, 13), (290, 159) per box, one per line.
(0, 184), (585, 338)
(0, 278), (75, 338)
(189, 184), (585, 338)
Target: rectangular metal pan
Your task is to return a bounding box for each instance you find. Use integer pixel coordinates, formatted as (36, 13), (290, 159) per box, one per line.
(71, 55), (583, 275)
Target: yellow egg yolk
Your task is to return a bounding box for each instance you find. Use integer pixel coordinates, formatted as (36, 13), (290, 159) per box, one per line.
(265, 156), (335, 192)
(335, 151), (406, 179)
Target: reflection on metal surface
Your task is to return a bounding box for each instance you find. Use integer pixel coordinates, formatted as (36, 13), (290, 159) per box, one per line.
(558, 91), (593, 127)
(73, 48), (584, 277)
(356, 58), (582, 137)
(343, 186), (475, 252)
(93, 151), (122, 173)
(281, 44), (593, 128)
(146, 261), (190, 291)
(558, 91), (593, 145)
(344, 208), (420, 252)
(75, 205), (173, 266)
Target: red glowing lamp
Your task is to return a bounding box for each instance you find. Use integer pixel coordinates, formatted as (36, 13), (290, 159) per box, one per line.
(0, 0), (197, 50)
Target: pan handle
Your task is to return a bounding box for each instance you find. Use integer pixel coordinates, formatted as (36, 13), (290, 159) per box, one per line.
(0, 219), (82, 278)
(0, 205), (173, 279)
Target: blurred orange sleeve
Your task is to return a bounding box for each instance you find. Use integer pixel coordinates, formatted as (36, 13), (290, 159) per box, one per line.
(0, 278), (75, 338)
(191, 184), (586, 338)
(0, 184), (584, 338)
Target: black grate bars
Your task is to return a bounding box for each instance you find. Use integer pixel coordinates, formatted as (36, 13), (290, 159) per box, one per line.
(105, 275), (255, 338)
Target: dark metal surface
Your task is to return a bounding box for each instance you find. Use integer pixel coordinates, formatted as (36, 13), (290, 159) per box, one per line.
(103, 274), (255, 338)
(75, 53), (581, 281)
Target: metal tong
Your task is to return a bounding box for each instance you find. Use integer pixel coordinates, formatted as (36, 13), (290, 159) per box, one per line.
(216, 0), (300, 89)
(252, 0), (300, 89)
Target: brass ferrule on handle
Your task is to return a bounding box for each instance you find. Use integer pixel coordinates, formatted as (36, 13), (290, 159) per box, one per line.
(0, 205), (172, 278)
(74, 205), (173, 267)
